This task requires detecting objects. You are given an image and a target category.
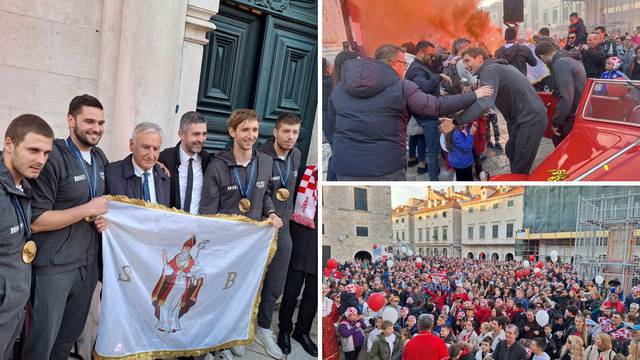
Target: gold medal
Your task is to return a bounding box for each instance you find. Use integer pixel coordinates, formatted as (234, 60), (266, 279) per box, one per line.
(85, 216), (96, 223)
(239, 198), (251, 213)
(276, 188), (290, 201)
(22, 240), (37, 264)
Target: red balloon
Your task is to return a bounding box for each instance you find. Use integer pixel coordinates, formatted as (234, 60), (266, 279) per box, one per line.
(529, 255), (535, 261)
(335, 271), (342, 279)
(524, 269), (531, 276)
(516, 270), (523, 279)
(327, 258), (338, 269)
(416, 262), (423, 269)
(382, 255), (388, 261)
(373, 244), (378, 249)
(355, 285), (363, 298)
(536, 262), (544, 269)
(323, 268), (331, 277)
(368, 292), (386, 312)
(535, 271), (542, 278)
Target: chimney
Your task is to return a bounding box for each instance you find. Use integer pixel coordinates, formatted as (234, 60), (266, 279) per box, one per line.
(447, 186), (454, 198)
(426, 186), (432, 200)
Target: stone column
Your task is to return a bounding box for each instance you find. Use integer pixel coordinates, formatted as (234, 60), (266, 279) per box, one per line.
(98, 0), (189, 160)
(168, 0), (218, 145)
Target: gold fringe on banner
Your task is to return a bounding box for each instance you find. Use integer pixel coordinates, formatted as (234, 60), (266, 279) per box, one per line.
(93, 195), (279, 360)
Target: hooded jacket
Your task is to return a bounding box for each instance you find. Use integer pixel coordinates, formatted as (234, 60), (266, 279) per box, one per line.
(325, 58), (477, 177)
(549, 51), (587, 127)
(0, 155), (32, 323)
(494, 43), (538, 76)
(200, 150), (275, 221)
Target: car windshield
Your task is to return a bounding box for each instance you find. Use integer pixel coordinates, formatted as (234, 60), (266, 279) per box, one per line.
(582, 79), (640, 126)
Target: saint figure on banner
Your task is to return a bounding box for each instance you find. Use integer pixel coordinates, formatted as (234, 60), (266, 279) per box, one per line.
(151, 235), (207, 332)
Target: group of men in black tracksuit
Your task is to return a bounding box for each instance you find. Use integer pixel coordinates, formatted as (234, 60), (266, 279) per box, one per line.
(0, 95), (317, 360)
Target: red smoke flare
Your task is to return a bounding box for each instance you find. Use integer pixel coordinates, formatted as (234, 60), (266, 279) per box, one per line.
(344, 0), (503, 54)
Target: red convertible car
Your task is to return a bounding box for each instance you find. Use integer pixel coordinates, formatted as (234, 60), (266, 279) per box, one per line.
(493, 78), (640, 181)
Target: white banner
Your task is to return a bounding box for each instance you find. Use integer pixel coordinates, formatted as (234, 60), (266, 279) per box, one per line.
(94, 198), (277, 359)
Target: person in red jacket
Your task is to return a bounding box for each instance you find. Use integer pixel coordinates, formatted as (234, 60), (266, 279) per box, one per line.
(603, 293), (625, 314)
(403, 314), (449, 360)
(452, 285), (470, 303)
(425, 288), (448, 310)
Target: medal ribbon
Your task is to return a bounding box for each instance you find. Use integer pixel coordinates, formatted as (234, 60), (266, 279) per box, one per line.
(232, 159), (257, 199)
(275, 155), (291, 188)
(10, 195), (31, 240)
(66, 137), (98, 198)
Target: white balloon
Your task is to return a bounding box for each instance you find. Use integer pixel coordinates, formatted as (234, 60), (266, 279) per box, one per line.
(533, 267), (541, 273)
(523, 260), (530, 268)
(382, 307), (399, 323)
(416, 257), (423, 263)
(387, 260), (394, 267)
(401, 245), (408, 254)
(536, 310), (550, 327)
(407, 250), (413, 257)
(550, 250), (558, 262)
(595, 275), (604, 285)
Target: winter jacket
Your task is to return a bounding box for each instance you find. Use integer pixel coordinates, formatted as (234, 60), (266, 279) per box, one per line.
(568, 18), (588, 45)
(338, 318), (367, 352)
(325, 58), (476, 177)
(370, 331), (403, 360)
(405, 58), (443, 124)
(494, 43), (538, 76)
(448, 127), (474, 169)
(581, 47), (606, 78)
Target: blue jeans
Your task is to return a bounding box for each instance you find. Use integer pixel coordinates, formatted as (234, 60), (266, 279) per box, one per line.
(418, 120), (441, 181)
(408, 135), (426, 162)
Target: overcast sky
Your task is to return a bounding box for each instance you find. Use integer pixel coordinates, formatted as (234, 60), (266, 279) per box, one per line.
(391, 186), (465, 207)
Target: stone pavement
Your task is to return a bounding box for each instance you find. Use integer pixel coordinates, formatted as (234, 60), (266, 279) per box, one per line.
(322, 112), (554, 181)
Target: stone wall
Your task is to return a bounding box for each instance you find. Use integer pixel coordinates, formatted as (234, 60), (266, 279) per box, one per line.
(323, 186), (392, 261)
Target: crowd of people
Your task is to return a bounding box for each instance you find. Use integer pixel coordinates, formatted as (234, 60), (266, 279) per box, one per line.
(0, 95), (318, 360)
(322, 256), (640, 360)
(323, 13), (640, 181)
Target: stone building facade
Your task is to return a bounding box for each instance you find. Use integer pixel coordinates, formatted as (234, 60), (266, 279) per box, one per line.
(0, 0), (318, 165)
(460, 186), (524, 261)
(322, 186), (393, 263)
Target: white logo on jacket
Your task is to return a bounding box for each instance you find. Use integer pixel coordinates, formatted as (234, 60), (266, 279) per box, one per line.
(227, 185), (238, 191)
(10, 224), (20, 234)
(256, 181), (265, 189)
(74, 174), (86, 182)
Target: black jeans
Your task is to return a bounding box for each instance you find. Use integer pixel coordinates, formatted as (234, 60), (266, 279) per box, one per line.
(454, 166), (474, 181)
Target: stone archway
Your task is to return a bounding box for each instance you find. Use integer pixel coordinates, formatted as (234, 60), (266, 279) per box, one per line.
(443, 248), (448, 257)
(506, 253), (514, 261)
(427, 248), (432, 256)
(492, 253), (499, 261)
(354, 250), (373, 262)
(434, 248), (440, 256)
(467, 252), (474, 259)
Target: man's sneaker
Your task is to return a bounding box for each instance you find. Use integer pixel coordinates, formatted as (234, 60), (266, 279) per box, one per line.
(416, 166), (428, 175)
(255, 328), (284, 359)
(214, 350), (234, 360)
(230, 345), (245, 357)
(486, 141), (496, 149)
(407, 159), (418, 167)
(494, 142), (504, 152)
(479, 171), (489, 181)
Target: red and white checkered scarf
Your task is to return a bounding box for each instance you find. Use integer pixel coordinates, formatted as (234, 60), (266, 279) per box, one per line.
(291, 165), (317, 228)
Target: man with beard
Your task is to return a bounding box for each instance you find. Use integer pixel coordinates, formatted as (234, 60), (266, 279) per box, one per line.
(255, 113), (302, 359)
(0, 115), (54, 360)
(405, 40), (453, 181)
(440, 47), (547, 175)
(105, 122), (170, 206)
(25, 95), (110, 360)
(535, 41), (587, 145)
(158, 111), (211, 214)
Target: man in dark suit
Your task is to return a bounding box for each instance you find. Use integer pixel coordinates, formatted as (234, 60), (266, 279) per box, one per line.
(158, 111), (210, 214)
(105, 122), (170, 206)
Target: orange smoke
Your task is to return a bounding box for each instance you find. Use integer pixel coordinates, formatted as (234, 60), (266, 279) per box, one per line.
(345, 0), (503, 55)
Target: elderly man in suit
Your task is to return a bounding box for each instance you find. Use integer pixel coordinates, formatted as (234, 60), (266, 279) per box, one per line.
(105, 122), (170, 206)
